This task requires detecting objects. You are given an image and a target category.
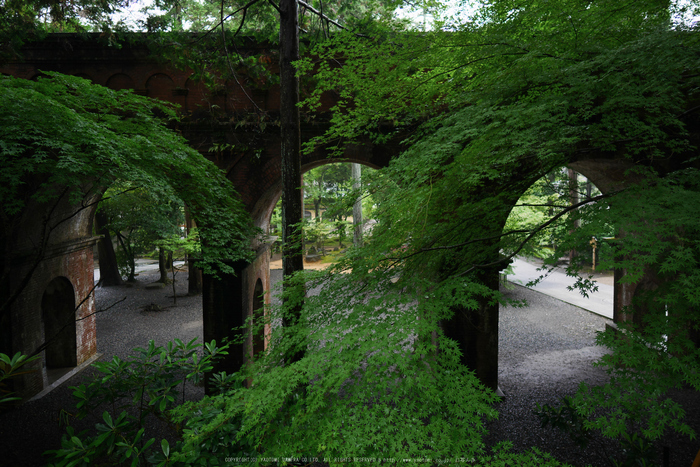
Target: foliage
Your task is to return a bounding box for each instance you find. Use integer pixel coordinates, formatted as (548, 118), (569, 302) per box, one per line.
(303, 163), (352, 220)
(46, 338), (233, 467)
(5, 0), (700, 465)
(156, 231), (202, 305)
(172, 269), (501, 463)
(0, 352), (40, 408)
(291, 0), (700, 462)
(302, 217), (330, 253)
(504, 169), (610, 261)
(156, 232), (201, 262)
(0, 72), (255, 288)
(99, 182), (184, 282)
(0, 0), (135, 62)
(125, 0), (700, 463)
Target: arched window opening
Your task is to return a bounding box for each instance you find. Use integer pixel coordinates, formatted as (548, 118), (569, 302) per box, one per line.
(42, 277), (77, 381)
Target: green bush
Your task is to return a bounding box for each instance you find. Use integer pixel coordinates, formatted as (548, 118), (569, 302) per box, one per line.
(46, 338), (232, 467)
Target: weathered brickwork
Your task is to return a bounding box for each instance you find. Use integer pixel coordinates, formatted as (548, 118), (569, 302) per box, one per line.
(241, 245), (272, 359)
(8, 237), (98, 398)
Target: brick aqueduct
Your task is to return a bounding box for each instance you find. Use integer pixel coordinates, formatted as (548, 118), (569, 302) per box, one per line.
(1, 34), (657, 399)
(1, 34), (407, 398)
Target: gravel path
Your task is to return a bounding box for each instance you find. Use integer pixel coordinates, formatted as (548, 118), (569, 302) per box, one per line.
(1, 271), (698, 466)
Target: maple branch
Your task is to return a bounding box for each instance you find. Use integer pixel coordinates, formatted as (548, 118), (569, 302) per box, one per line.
(453, 191), (616, 277)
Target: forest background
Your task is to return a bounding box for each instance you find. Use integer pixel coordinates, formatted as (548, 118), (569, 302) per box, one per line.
(1, 0), (700, 465)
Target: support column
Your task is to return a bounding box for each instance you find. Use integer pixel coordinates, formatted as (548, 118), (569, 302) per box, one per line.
(202, 245), (271, 393)
(202, 260), (248, 394)
(442, 268), (499, 391)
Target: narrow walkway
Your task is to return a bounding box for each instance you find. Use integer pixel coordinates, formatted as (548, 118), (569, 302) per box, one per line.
(507, 257), (614, 319)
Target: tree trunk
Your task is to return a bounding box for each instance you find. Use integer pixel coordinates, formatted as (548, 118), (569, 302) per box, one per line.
(158, 247), (169, 283)
(280, 0), (303, 281)
(95, 210), (122, 286)
(116, 232), (136, 282)
(568, 168), (579, 262)
(280, 0), (304, 363)
(171, 260), (177, 306)
(352, 163), (363, 247)
(185, 207), (203, 295)
(314, 198), (321, 221)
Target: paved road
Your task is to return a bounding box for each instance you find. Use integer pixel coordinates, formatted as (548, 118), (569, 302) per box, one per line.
(507, 257), (614, 319)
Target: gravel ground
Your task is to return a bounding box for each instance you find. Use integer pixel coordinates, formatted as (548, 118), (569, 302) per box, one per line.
(487, 284), (700, 467)
(1, 271), (698, 466)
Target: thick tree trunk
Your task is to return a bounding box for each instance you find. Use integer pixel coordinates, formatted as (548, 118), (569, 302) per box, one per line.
(95, 210), (122, 286)
(352, 163), (363, 247)
(280, 0), (303, 283)
(280, 0), (304, 363)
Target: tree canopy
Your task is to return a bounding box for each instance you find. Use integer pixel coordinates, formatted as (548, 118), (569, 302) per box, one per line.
(0, 72), (256, 319)
(284, 0), (700, 462)
(193, 0), (700, 463)
(4, 0), (700, 464)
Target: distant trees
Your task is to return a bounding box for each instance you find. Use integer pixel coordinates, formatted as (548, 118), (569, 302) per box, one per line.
(505, 169), (606, 261)
(303, 164), (351, 221)
(97, 182), (184, 283)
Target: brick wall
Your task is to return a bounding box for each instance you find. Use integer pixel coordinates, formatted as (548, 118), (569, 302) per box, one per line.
(0, 34), (407, 398)
(8, 237), (99, 399)
(241, 244), (272, 359)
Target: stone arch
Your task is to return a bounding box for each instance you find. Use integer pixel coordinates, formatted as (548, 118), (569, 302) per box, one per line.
(503, 157), (647, 326)
(41, 276), (77, 371)
(564, 158), (644, 325)
(202, 156), (389, 388)
(567, 158), (641, 195)
(250, 157), (383, 236)
(504, 163), (613, 294)
(145, 73), (175, 101)
(106, 73), (135, 91)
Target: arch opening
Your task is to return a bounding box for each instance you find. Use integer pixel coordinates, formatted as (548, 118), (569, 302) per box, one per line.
(42, 276), (77, 383)
(266, 161), (379, 271)
(503, 166), (614, 319)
